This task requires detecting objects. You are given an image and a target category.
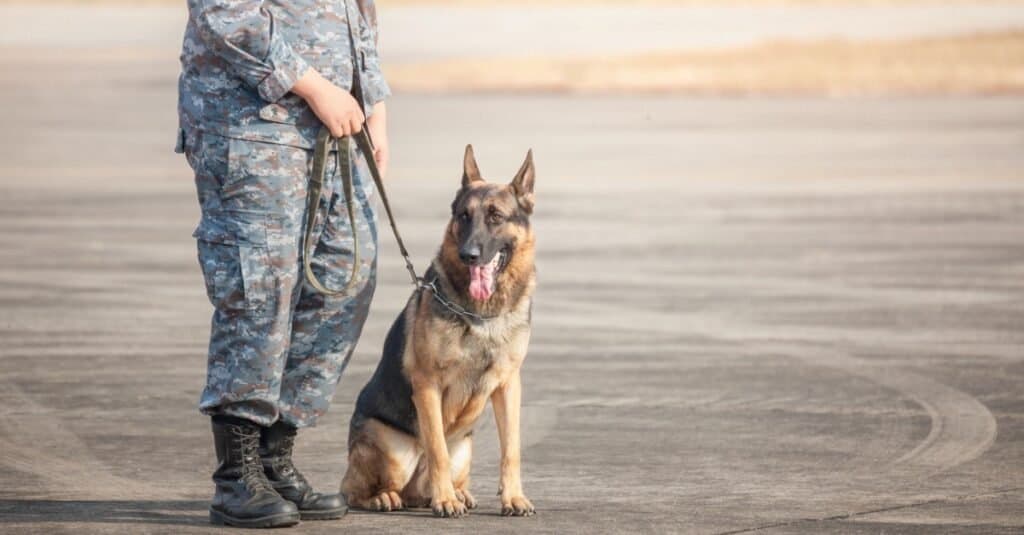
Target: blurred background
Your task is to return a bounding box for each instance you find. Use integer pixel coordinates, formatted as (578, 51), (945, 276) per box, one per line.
(1, 1), (1023, 533)
(384, 1), (1024, 96)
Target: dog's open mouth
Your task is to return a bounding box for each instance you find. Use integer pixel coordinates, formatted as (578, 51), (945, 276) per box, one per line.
(468, 249), (508, 302)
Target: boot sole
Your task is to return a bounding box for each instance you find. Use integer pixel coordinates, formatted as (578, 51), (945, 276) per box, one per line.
(299, 507), (348, 521)
(209, 508), (301, 529)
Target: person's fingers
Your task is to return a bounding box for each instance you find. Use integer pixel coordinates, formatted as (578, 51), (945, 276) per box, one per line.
(329, 121), (346, 138)
(320, 104), (365, 137)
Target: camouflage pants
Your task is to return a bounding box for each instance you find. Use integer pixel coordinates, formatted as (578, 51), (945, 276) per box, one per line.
(185, 131), (378, 428)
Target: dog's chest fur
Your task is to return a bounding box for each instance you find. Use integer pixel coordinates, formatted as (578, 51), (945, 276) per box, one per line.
(406, 295), (531, 438)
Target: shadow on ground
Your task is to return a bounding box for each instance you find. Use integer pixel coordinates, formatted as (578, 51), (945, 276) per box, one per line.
(0, 500), (209, 527)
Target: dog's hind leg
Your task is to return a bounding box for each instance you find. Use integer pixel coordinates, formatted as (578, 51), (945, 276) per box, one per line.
(401, 459), (431, 508)
(341, 419), (420, 512)
(450, 435), (477, 509)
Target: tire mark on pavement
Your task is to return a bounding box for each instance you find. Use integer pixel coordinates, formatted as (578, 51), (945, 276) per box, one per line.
(543, 300), (999, 477)
(779, 347), (998, 476)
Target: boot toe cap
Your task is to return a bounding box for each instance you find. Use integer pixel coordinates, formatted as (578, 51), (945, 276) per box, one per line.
(298, 493), (348, 520)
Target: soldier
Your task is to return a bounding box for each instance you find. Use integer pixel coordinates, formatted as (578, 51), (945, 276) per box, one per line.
(176, 0), (391, 528)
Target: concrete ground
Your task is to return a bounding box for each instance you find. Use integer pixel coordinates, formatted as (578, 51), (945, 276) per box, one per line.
(2, 9), (1024, 535)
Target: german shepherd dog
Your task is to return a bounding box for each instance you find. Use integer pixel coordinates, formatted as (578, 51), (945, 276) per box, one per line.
(340, 146), (537, 518)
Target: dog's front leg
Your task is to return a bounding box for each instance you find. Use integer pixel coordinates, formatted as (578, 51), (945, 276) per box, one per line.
(491, 370), (535, 516)
(411, 380), (467, 518)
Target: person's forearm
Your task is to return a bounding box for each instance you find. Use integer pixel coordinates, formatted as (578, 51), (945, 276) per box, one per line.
(291, 68), (326, 101)
(367, 101), (387, 145)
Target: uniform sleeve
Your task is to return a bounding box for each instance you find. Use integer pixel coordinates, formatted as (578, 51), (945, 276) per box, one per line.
(188, 0), (310, 103)
(356, 0), (392, 110)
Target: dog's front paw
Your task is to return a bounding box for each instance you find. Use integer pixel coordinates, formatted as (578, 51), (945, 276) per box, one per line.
(455, 488), (477, 509)
(432, 493), (468, 518)
(368, 491), (404, 512)
(500, 494), (535, 517)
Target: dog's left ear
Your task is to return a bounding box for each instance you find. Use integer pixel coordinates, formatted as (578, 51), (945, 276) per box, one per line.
(510, 149), (535, 214)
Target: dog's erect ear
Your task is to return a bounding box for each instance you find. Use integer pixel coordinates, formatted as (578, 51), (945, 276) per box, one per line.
(510, 149), (535, 214)
(462, 144), (484, 188)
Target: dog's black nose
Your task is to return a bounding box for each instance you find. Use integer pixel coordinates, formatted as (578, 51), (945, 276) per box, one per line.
(459, 245), (481, 264)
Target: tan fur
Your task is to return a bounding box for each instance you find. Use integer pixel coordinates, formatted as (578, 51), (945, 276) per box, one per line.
(342, 161), (538, 518)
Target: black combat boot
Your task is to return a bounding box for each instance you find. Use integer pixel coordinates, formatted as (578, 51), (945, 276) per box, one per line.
(209, 416), (301, 528)
(260, 420), (348, 520)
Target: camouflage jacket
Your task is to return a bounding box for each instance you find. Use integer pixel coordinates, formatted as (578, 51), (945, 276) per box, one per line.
(176, 0), (391, 151)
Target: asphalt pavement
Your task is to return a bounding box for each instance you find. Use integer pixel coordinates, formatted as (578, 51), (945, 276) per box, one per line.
(1, 7), (1023, 534)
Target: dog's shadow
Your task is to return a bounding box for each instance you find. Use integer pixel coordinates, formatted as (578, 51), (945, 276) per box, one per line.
(349, 507), (522, 519)
(0, 499), (209, 527)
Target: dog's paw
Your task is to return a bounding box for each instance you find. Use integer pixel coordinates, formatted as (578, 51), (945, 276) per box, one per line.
(455, 488), (477, 509)
(500, 495), (535, 517)
(431, 494), (468, 518)
(368, 491), (404, 512)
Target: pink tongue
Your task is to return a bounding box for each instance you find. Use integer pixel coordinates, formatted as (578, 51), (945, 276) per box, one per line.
(469, 263), (495, 301)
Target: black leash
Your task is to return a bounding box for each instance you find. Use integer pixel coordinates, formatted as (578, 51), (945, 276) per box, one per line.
(303, 126), (419, 296)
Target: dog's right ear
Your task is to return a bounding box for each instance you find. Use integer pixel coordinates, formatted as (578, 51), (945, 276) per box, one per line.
(462, 144), (484, 188)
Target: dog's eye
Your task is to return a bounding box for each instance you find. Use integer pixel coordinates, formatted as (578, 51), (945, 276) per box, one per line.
(459, 211), (471, 222)
(487, 213), (505, 225)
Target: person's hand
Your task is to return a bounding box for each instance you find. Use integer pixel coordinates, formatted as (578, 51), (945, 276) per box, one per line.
(366, 101), (389, 178)
(292, 68), (364, 137)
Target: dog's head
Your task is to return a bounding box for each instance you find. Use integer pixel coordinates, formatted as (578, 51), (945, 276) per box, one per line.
(445, 145), (536, 302)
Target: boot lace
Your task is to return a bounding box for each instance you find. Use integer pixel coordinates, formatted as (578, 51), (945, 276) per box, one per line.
(273, 432), (311, 488)
(234, 426), (274, 492)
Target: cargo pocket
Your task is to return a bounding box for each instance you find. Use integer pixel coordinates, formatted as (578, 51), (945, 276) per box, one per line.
(194, 213), (279, 318)
(219, 137), (311, 215)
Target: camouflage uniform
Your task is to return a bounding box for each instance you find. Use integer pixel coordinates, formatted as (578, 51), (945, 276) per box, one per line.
(177, 0), (390, 428)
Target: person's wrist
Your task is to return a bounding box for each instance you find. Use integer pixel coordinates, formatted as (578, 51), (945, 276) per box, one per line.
(291, 68), (325, 102)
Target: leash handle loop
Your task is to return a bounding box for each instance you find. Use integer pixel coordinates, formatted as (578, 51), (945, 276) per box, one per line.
(302, 125), (420, 297)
